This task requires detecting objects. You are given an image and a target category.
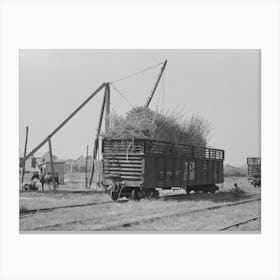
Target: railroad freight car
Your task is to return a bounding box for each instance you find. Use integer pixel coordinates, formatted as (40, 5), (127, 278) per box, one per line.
(101, 138), (224, 200)
(247, 157), (261, 187)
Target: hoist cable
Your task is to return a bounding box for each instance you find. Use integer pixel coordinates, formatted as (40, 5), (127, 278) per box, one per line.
(110, 61), (165, 84)
(110, 83), (135, 108)
(110, 106), (119, 116)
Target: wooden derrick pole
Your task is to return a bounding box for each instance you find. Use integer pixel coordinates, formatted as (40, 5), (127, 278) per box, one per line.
(145, 60), (167, 108)
(48, 136), (56, 191)
(22, 83), (106, 165)
(89, 85), (108, 186)
(21, 126), (29, 183)
(85, 144), (89, 188)
(105, 83), (110, 134)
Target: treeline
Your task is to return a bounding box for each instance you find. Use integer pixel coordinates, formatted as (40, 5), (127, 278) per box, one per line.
(64, 163), (91, 173)
(224, 164), (247, 177)
(64, 159), (102, 174)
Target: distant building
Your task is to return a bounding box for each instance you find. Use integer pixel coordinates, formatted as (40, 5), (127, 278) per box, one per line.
(247, 157), (261, 179)
(37, 152), (58, 165)
(36, 153), (64, 184)
(19, 157), (38, 173)
(20, 152), (65, 184)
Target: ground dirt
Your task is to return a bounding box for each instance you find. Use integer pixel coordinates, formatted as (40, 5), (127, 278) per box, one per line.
(19, 176), (261, 232)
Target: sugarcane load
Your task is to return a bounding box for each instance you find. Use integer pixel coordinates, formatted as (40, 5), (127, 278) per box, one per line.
(101, 104), (223, 200)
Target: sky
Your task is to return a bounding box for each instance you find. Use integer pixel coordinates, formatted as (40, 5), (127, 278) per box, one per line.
(19, 49), (260, 166)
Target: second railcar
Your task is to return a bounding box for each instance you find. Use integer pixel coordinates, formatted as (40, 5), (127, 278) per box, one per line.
(247, 157), (261, 187)
(102, 138), (224, 200)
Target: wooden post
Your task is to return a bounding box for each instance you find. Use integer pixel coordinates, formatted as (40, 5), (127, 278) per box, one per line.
(22, 83), (106, 165)
(21, 126), (29, 183)
(105, 83), (110, 134)
(48, 136), (56, 191)
(85, 144), (89, 188)
(145, 60), (167, 107)
(89, 89), (107, 186)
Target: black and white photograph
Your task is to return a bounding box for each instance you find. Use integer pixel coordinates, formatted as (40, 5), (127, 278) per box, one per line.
(19, 49), (261, 232)
(1, 1), (280, 279)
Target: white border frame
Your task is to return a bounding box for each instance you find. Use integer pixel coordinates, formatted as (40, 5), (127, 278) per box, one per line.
(1, 1), (280, 279)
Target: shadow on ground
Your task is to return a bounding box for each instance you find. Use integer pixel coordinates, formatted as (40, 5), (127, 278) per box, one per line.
(161, 191), (258, 203)
(19, 189), (105, 197)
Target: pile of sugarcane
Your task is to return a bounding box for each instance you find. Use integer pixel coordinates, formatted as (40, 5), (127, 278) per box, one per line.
(103, 106), (209, 147)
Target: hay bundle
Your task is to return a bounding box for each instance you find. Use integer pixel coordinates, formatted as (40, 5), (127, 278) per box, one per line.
(103, 106), (210, 147)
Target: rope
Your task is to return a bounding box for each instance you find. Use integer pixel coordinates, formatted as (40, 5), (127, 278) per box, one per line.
(110, 106), (120, 116)
(110, 61), (164, 84)
(110, 84), (135, 108)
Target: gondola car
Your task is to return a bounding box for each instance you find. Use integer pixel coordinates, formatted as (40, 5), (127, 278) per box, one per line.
(247, 157), (261, 187)
(101, 138), (224, 200)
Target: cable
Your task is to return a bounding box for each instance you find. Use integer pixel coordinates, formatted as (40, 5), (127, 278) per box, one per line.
(110, 106), (120, 116)
(110, 83), (135, 108)
(110, 61), (165, 84)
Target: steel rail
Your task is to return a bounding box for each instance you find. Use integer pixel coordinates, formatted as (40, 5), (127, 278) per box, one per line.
(19, 191), (186, 217)
(218, 216), (260, 231)
(20, 199), (128, 217)
(22, 197), (261, 231)
(19, 192), (193, 216)
(94, 198), (261, 231)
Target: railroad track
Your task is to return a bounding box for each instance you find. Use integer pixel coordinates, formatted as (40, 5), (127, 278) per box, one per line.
(18, 192), (204, 216)
(19, 199), (128, 217)
(23, 197), (261, 231)
(19, 192), (189, 216)
(218, 216), (260, 231)
(19, 192), (257, 217)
